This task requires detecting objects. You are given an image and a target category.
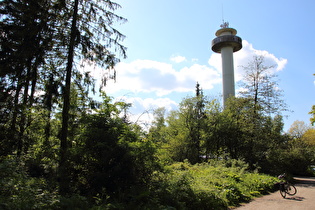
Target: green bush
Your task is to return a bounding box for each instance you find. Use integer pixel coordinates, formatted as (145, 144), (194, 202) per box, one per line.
(0, 156), (59, 209)
(0, 156), (277, 209)
(149, 160), (277, 209)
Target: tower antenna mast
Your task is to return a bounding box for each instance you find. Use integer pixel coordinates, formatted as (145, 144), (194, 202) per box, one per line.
(220, 4), (229, 28)
(222, 3), (224, 24)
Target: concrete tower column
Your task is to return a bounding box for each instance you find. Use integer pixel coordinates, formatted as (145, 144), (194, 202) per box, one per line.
(221, 46), (235, 102)
(211, 23), (242, 106)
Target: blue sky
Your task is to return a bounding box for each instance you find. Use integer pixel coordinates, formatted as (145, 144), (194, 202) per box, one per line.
(87, 0), (315, 131)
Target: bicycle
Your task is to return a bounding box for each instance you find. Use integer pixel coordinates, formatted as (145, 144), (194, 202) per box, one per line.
(278, 173), (297, 198)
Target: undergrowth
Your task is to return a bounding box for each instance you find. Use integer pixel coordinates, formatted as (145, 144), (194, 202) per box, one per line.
(0, 158), (277, 209)
(149, 159), (278, 209)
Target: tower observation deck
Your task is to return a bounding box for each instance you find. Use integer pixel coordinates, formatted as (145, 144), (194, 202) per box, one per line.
(211, 22), (242, 106)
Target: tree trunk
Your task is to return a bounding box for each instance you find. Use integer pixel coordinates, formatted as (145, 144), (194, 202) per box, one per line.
(44, 74), (54, 149)
(59, 0), (79, 196)
(17, 65), (30, 156)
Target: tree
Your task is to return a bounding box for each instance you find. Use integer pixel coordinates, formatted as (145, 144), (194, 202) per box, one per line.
(310, 105), (315, 126)
(237, 55), (289, 169)
(157, 84), (208, 164)
(214, 97), (288, 171)
(0, 0), (56, 156)
(219, 97), (252, 160)
(58, 0), (80, 195)
(148, 107), (167, 143)
(239, 55), (287, 116)
(1, 0), (127, 195)
(303, 128), (315, 146)
(310, 74), (315, 125)
(288, 120), (310, 140)
(70, 94), (158, 200)
(53, 0), (127, 195)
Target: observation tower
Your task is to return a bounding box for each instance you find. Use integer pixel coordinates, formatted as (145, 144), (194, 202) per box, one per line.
(211, 22), (242, 106)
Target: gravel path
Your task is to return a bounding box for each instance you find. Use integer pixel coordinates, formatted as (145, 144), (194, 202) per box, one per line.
(234, 177), (315, 210)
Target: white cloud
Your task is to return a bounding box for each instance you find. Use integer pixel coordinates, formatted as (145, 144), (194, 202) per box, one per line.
(100, 59), (220, 96)
(191, 58), (199, 62)
(115, 96), (177, 112)
(208, 40), (288, 82)
(170, 55), (186, 63)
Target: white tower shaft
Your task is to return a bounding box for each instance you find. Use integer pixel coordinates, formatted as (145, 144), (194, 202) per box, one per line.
(221, 46), (235, 105)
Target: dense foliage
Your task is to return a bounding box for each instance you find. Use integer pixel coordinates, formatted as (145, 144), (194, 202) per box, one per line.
(1, 155), (279, 209)
(149, 94), (315, 176)
(148, 160), (278, 209)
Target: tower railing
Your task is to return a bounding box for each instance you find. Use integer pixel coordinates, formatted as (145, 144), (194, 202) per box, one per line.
(212, 35), (242, 53)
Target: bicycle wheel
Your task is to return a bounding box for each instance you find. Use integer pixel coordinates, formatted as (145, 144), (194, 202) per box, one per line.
(279, 189), (286, 198)
(286, 183), (297, 196)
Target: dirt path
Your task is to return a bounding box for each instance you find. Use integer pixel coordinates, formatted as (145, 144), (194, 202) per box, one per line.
(234, 177), (315, 210)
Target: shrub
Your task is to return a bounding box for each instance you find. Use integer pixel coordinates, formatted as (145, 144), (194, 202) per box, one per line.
(149, 160), (277, 209)
(0, 156), (59, 209)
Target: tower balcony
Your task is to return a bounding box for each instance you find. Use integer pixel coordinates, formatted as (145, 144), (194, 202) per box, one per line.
(212, 35), (242, 53)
